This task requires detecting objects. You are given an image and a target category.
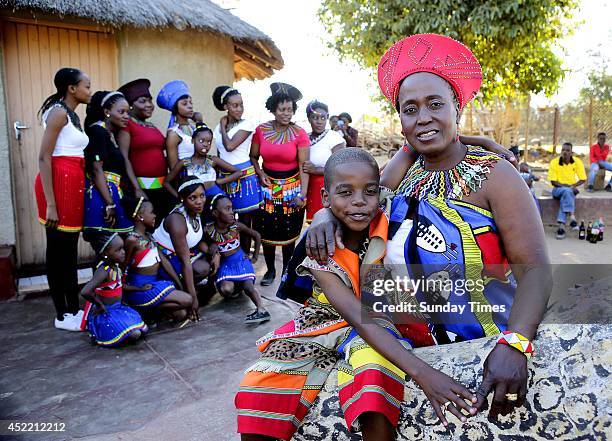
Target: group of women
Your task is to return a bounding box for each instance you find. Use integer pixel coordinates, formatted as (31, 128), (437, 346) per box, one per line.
(35, 69), (348, 334)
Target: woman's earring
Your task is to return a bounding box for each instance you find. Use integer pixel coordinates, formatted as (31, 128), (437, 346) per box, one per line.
(139, 217), (144, 221)
(455, 129), (460, 143)
(105, 114), (110, 118)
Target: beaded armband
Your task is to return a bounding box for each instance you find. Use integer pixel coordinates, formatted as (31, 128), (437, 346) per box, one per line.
(496, 331), (534, 360)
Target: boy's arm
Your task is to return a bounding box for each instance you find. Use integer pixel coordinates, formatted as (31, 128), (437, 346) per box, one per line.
(311, 268), (477, 425)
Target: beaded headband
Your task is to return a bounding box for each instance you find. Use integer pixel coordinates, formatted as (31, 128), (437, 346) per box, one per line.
(220, 87), (238, 104)
(209, 193), (227, 210)
(100, 233), (118, 254)
(178, 178), (204, 193)
(132, 196), (145, 218)
(101, 91), (124, 107)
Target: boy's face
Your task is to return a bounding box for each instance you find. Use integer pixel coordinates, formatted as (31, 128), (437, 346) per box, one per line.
(322, 162), (379, 232)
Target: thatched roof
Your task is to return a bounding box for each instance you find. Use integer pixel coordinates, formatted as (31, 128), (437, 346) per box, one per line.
(1, 0), (283, 80)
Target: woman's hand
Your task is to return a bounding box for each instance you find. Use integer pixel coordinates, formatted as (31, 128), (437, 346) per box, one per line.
(210, 252), (221, 276)
(45, 204), (59, 229)
(94, 303), (107, 316)
(301, 160), (316, 174)
(140, 284), (152, 292)
(414, 366), (478, 426)
(189, 295), (200, 322)
(475, 344), (528, 418)
(291, 196), (306, 209)
(258, 172), (271, 187)
(134, 187), (147, 200)
(305, 209), (344, 264)
(220, 115), (228, 130)
(104, 205), (117, 228)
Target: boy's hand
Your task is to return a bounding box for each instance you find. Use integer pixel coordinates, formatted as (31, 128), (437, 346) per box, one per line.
(414, 366), (478, 426)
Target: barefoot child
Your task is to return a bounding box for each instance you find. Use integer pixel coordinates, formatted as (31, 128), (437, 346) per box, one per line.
(206, 194), (271, 324)
(235, 148), (477, 440)
(164, 123), (242, 198)
(80, 232), (148, 347)
(122, 197), (195, 323)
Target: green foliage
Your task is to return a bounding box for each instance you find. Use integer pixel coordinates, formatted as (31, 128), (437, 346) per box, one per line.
(580, 68), (612, 103)
(319, 0), (577, 103)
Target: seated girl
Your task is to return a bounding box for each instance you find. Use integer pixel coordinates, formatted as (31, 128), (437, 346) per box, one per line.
(205, 194), (270, 324)
(80, 232), (148, 347)
(152, 177), (218, 320)
(164, 123), (241, 199)
(122, 197), (195, 323)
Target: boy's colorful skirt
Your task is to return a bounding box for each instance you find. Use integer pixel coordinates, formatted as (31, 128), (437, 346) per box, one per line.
(221, 161), (262, 214)
(125, 272), (176, 309)
(83, 173), (133, 234)
(86, 302), (147, 347)
(235, 312), (410, 440)
(34, 156), (85, 232)
(215, 249), (256, 288)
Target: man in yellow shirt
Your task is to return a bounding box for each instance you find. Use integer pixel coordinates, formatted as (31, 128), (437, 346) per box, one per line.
(548, 142), (586, 239)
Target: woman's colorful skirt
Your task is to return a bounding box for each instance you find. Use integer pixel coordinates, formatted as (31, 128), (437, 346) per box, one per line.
(83, 172), (133, 235)
(34, 156), (85, 232)
(254, 168), (305, 246)
(221, 161), (262, 214)
(86, 302), (148, 347)
(215, 249), (256, 287)
(125, 272), (175, 309)
(305, 174), (325, 222)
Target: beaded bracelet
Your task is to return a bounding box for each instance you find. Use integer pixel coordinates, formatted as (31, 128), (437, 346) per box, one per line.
(496, 330), (534, 360)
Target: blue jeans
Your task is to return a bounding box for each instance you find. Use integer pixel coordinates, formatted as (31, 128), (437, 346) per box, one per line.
(587, 161), (612, 186)
(551, 187), (576, 224)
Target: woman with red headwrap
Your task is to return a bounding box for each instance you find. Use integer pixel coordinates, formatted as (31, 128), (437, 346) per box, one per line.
(305, 34), (551, 428)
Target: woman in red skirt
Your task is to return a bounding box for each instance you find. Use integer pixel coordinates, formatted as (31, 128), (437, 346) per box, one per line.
(35, 67), (92, 331)
(302, 100), (345, 221)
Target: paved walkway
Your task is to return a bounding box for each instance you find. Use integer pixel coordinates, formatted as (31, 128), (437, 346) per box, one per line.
(1, 233), (609, 441)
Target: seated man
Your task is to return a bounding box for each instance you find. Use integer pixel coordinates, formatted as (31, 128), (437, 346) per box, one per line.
(548, 142), (586, 239)
(587, 132), (611, 192)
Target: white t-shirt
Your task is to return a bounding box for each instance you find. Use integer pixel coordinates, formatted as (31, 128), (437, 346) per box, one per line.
(214, 119), (256, 165)
(309, 130), (346, 168)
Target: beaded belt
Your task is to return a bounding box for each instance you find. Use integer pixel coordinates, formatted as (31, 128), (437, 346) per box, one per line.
(104, 171), (121, 187)
(137, 176), (165, 190)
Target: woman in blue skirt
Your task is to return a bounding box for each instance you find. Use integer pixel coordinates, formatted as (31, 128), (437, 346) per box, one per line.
(83, 91), (135, 240)
(80, 231), (147, 347)
(205, 194), (270, 324)
(212, 86), (262, 253)
(122, 197), (194, 323)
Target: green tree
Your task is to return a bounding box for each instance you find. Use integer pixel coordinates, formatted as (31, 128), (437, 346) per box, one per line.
(319, 0), (577, 102)
(579, 68), (612, 103)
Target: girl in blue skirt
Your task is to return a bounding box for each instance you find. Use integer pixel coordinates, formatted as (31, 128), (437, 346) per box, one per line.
(80, 232), (147, 347)
(164, 123), (242, 199)
(206, 194), (270, 324)
(122, 197), (194, 323)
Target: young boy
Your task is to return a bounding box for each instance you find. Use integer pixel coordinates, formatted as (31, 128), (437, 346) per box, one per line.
(235, 148), (476, 441)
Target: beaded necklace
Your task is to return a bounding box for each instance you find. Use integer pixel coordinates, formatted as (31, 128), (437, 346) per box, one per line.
(55, 101), (83, 132)
(309, 129), (329, 144)
(395, 146), (500, 201)
(130, 115), (156, 128)
(260, 121), (302, 144)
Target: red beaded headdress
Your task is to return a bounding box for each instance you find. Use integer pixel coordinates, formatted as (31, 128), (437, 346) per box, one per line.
(377, 34), (482, 110)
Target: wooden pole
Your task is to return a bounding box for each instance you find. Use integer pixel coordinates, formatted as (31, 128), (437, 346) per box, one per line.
(553, 105), (559, 154)
(524, 95), (530, 163)
(588, 95), (593, 148)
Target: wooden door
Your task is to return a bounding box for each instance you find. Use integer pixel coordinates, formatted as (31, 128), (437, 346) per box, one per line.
(1, 18), (118, 267)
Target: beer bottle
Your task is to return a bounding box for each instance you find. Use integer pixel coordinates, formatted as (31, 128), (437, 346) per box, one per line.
(579, 221), (586, 240)
(590, 220), (599, 244)
(586, 221), (593, 241)
(597, 217), (604, 241)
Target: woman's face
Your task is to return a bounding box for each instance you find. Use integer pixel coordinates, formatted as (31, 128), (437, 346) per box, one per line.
(398, 72), (459, 157)
(132, 96), (154, 120)
(193, 131), (213, 156)
(182, 185), (206, 215)
(213, 198), (235, 224)
(71, 74), (92, 105)
(137, 201), (156, 229)
(108, 98), (130, 129)
(176, 96), (194, 119)
(308, 108), (328, 134)
(225, 94), (244, 121)
(273, 100), (294, 126)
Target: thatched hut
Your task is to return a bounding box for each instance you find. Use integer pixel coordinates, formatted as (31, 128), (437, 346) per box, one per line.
(0, 0), (283, 297)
